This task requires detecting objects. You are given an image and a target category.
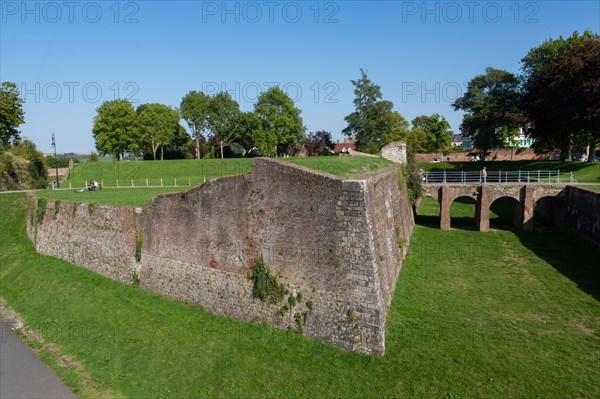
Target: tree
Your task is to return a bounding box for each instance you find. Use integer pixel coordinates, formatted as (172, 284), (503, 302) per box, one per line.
(254, 87), (305, 156)
(208, 92), (241, 159)
(522, 34), (600, 161)
(521, 31), (598, 81)
(0, 82), (25, 151)
(406, 126), (429, 153)
(237, 111), (262, 152)
(92, 100), (137, 161)
(303, 131), (334, 156)
(452, 67), (524, 159)
(8, 139), (47, 188)
(180, 91), (212, 159)
(343, 69), (410, 154)
(161, 124), (192, 160)
(137, 103), (180, 160)
(411, 114), (452, 152)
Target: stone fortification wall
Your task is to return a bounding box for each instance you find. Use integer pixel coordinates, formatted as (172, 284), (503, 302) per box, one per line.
(28, 158), (415, 355)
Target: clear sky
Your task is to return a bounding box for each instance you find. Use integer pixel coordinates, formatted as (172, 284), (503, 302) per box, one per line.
(1, 0), (598, 153)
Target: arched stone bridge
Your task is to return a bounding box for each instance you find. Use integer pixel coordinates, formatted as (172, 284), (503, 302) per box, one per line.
(422, 183), (568, 232)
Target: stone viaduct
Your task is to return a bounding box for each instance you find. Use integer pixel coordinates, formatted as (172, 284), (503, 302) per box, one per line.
(422, 183), (567, 232)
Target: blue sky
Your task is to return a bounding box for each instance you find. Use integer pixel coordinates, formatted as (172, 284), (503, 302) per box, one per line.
(1, 0), (598, 153)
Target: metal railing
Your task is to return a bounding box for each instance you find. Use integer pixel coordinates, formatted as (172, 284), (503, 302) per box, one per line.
(423, 170), (576, 185)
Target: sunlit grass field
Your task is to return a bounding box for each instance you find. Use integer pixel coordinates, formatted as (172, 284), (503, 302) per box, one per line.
(1, 192), (598, 398)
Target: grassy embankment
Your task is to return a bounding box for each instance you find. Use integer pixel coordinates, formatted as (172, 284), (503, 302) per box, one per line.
(1, 191), (598, 398)
(35, 156), (394, 206)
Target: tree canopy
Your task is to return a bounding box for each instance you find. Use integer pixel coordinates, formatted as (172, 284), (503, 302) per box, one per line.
(410, 114), (452, 153)
(304, 131), (334, 156)
(92, 99), (138, 161)
(521, 32), (600, 161)
(343, 69), (409, 154)
(0, 82), (25, 151)
(180, 91), (212, 159)
(208, 92), (242, 159)
(452, 67), (524, 157)
(254, 87), (305, 156)
(136, 103), (180, 160)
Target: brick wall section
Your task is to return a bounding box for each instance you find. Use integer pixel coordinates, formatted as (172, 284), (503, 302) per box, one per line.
(563, 186), (600, 246)
(416, 148), (561, 163)
(27, 198), (138, 283)
(28, 158), (414, 355)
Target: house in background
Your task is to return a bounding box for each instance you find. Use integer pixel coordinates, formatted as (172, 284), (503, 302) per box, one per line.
(506, 128), (536, 148)
(332, 138), (357, 154)
(451, 132), (464, 148)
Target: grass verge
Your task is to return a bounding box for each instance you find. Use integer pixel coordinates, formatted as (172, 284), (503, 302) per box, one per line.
(1, 193), (599, 398)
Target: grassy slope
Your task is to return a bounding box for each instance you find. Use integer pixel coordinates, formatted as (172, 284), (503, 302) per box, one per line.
(281, 156), (394, 177)
(34, 187), (192, 207)
(36, 157), (394, 206)
(1, 193), (598, 398)
(65, 158), (254, 188)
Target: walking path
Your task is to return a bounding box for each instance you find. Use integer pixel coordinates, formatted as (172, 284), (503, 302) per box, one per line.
(0, 319), (77, 399)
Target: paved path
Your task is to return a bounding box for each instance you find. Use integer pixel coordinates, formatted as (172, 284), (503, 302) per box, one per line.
(0, 320), (77, 399)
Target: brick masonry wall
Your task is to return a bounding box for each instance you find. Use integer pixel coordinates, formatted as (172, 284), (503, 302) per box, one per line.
(564, 186), (600, 246)
(28, 158), (415, 355)
(415, 148), (561, 163)
(27, 198), (138, 283)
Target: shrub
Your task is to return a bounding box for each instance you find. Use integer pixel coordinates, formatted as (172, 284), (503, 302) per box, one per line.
(135, 232), (144, 262)
(251, 257), (285, 304)
(36, 198), (47, 224)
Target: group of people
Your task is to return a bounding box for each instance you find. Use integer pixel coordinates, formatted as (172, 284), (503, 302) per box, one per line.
(87, 180), (101, 191)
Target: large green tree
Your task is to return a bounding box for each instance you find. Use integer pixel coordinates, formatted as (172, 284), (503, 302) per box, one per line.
(208, 92), (242, 159)
(236, 111), (262, 152)
(343, 69), (409, 154)
(521, 31), (598, 81)
(521, 32), (600, 161)
(137, 103), (180, 160)
(92, 99), (137, 160)
(254, 87), (305, 156)
(180, 91), (212, 159)
(0, 82), (25, 151)
(411, 114), (452, 152)
(452, 67), (524, 158)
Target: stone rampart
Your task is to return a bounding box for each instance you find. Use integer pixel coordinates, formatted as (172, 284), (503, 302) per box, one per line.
(28, 158), (414, 355)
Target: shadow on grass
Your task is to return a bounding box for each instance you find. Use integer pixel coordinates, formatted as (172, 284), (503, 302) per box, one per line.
(516, 230), (600, 302)
(414, 214), (439, 227)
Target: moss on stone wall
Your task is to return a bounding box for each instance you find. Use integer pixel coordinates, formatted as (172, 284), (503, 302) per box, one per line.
(36, 198), (47, 224)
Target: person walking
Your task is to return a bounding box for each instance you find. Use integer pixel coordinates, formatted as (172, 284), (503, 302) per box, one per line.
(482, 166), (487, 185)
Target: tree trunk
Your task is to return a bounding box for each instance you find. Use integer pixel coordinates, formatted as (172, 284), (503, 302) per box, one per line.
(161, 146), (164, 161)
(220, 142), (224, 160)
(588, 138), (597, 162)
(152, 141), (158, 161)
(195, 135), (200, 160)
(119, 152), (123, 161)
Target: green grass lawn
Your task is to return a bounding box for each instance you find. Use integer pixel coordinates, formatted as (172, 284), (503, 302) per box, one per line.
(421, 160), (600, 184)
(65, 158), (255, 188)
(34, 187), (192, 207)
(1, 193), (598, 398)
(281, 155), (394, 177)
(37, 156), (395, 207)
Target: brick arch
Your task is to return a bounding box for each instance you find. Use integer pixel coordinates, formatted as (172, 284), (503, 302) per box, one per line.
(531, 185), (566, 203)
(485, 186), (521, 206)
(489, 195), (523, 229)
